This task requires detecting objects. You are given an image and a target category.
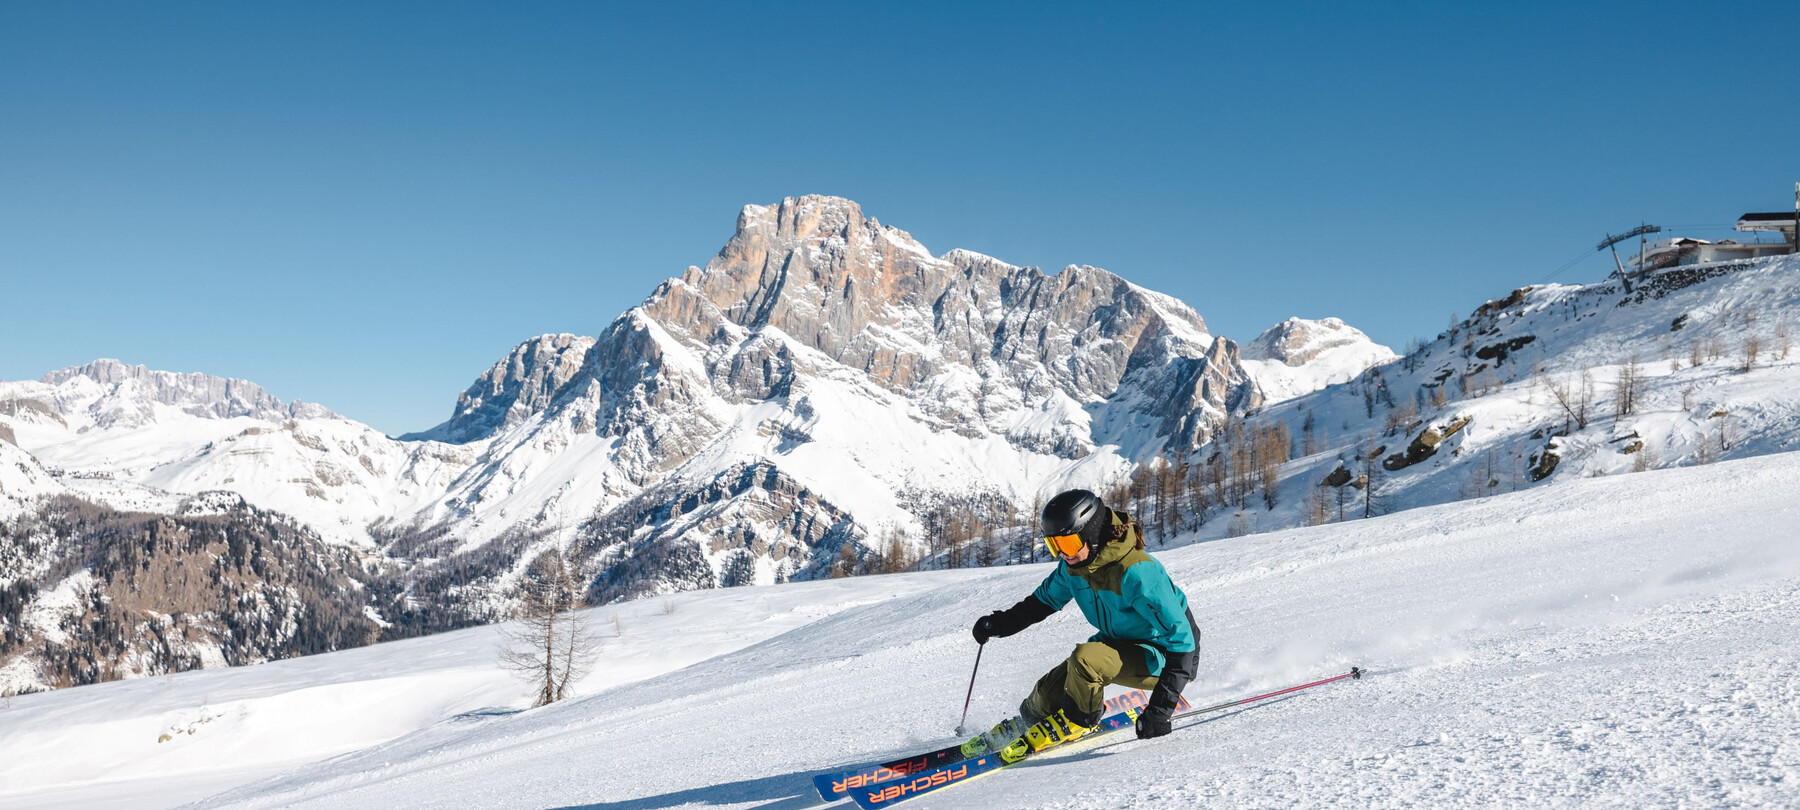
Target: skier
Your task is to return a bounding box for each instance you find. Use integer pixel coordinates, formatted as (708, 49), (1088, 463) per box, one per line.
(963, 489), (1199, 762)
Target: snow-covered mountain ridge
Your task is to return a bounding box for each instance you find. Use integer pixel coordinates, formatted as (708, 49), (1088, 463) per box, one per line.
(0, 196), (1398, 693)
(0, 203), (1382, 565)
(1, 360), (473, 547)
(14, 196), (1800, 699)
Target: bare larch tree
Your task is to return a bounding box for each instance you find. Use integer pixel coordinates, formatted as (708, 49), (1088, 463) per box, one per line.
(499, 547), (598, 707)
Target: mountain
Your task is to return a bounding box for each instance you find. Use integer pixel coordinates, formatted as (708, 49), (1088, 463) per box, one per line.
(37, 358), (336, 427)
(0, 493), (380, 694)
(28, 196), (1800, 696)
(388, 195), (1276, 606)
(0, 360), (473, 547)
(400, 334), (596, 445)
(1240, 316), (1398, 403)
(4, 196), (1327, 691)
(0, 438), (61, 523)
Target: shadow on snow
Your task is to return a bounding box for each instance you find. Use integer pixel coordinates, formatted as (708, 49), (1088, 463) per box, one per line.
(548, 695), (1299, 810)
(546, 766), (827, 810)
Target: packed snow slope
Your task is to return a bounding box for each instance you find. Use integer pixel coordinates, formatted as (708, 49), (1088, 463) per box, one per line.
(6, 450), (1796, 809)
(0, 574), (959, 809)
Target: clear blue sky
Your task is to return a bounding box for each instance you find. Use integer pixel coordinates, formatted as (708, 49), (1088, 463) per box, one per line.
(4, 2), (1797, 435)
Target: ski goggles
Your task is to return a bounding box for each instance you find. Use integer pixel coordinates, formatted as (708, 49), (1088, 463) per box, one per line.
(1043, 532), (1085, 558)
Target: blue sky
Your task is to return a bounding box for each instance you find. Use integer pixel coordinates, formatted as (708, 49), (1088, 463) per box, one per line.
(4, 1), (1797, 435)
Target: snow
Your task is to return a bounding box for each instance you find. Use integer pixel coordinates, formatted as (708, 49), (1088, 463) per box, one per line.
(3, 450), (1796, 808)
(0, 575), (949, 809)
(0, 440), (61, 521)
(19, 571), (94, 646)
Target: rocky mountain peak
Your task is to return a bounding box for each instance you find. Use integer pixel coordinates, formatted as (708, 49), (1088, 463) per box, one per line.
(406, 334), (597, 444)
(1243, 317), (1377, 367)
(647, 196), (1222, 408)
(1239, 317), (1396, 404)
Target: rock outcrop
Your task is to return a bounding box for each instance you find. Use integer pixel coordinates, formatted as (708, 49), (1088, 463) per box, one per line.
(405, 334), (596, 443)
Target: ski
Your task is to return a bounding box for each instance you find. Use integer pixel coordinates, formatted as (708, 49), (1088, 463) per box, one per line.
(844, 667), (1363, 808)
(813, 688), (1173, 803)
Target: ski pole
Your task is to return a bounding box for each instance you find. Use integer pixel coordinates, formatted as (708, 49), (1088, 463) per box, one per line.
(953, 643), (985, 736)
(1174, 667), (1362, 722)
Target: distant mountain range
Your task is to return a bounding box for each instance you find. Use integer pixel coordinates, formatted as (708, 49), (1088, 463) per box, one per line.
(7, 195), (1796, 695)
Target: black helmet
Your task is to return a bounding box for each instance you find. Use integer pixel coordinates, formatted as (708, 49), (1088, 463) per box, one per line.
(1041, 489), (1108, 559)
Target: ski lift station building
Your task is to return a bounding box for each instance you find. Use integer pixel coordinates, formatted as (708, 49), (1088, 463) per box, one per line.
(1629, 210), (1799, 271)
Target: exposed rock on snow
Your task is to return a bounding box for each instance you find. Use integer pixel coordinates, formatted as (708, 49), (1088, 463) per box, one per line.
(1383, 415), (1472, 471)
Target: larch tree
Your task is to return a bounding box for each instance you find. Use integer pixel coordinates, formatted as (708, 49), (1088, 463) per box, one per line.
(499, 546), (599, 707)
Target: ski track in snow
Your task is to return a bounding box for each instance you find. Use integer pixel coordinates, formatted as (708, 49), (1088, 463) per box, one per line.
(4, 453), (1798, 809)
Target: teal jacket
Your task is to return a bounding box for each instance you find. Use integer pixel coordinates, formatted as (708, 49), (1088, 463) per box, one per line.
(1030, 515), (1196, 676)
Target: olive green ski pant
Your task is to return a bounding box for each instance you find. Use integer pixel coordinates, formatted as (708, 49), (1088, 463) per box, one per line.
(1021, 641), (1159, 723)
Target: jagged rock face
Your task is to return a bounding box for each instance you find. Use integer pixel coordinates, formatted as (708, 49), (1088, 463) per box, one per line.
(4, 197), (1280, 646)
(410, 334), (597, 443)
(663, 198), (1194, 397)
(400, 195), (1263, 549)
(635, 195), (1257, 453)
(378, 195), (1268, 606)
(37, 359), (335, 427)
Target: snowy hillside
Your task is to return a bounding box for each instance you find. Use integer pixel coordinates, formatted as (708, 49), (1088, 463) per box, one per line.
(0, 439), (61, 522)
(1166, 253), (1800, 546)
(3, 450), (1795, 809)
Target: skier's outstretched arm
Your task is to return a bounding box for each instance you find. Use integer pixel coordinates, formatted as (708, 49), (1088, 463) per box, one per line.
(970, 594), (1056, 644)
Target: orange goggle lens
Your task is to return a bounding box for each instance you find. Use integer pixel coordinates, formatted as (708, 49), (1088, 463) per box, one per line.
(1044, 533), (1084, 558)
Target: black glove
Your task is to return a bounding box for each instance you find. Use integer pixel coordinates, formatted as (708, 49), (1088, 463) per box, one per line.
(971, 596), (1056, 644)
(971, 613), (1002, 644)
(1135, 709), (1173, 739)
(1138, 640), (1199, 740)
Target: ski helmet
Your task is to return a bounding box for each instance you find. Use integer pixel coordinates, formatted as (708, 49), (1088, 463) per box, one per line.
(1041, 489), (1107, 560)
